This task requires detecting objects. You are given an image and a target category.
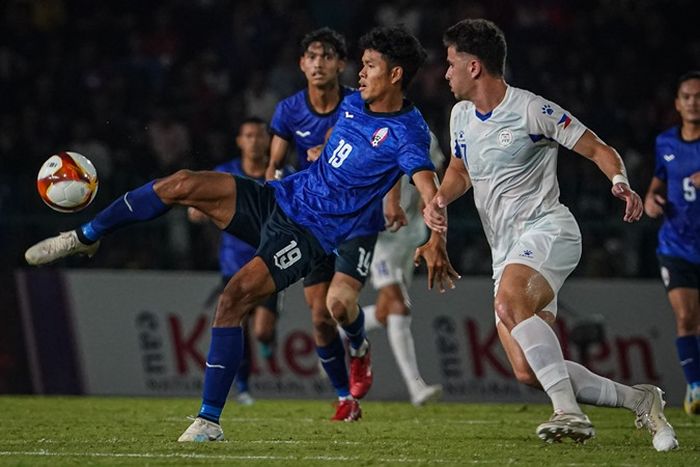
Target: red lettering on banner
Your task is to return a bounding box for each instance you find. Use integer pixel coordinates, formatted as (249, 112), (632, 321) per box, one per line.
(615, 337), (660, 381)
(586, 340), (613, 379)
(284, 331), (317, 376)
(465, 319), (511, 378)
(168, 315), (207, 374)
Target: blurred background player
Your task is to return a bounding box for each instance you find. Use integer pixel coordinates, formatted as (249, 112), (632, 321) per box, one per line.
(362, 131), (445, 406)
(644, 71), (700, 415)
(264, 27), (366, 421)
(188, 117), (286, 405)
(425, 18), (677, 450)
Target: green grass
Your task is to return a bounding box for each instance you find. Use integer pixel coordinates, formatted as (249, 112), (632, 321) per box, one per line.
(0, 397), (698, 465)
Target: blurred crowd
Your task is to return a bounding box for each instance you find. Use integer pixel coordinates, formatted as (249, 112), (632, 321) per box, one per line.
(1, 0), (698, 277)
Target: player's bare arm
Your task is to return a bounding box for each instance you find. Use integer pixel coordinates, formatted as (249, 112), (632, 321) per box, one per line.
(384, 181), (408, 232)
(411, 169), (460, 292)
(572, 129), (643, 222)
(423, 156), (472, 233)
(306, 126), (333, 163)
(644, 176), (667, 218)
(690, 171), (700, 188)
(266, 135), (289, 180)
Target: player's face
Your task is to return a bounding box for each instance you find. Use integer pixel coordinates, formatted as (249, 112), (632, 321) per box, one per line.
(236, 123), (269, 161)
(358, 49), (395, 103)
(299, 42), (345, 88)
(676, 78), (700, 125)
(445, 45), (477, 101)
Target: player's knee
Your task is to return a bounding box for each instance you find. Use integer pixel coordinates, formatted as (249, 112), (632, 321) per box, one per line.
(326, 295), (353, 326)
(494, 294), (517, 329)
(155, 169), (197, 202)
(675, 307), (700, 334)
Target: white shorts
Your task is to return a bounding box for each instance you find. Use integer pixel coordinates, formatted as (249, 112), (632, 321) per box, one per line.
(370, 221), (427, 290)
(493, 213), (581, 320)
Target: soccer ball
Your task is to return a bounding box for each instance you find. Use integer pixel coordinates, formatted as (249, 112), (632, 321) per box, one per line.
(37, 151), (98, 212)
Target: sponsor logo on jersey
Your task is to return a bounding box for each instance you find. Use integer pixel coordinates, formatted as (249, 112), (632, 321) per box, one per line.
(663, 154), (675, 162)
(541, 104), (554, 116)
(344, 111), (354, 119)
(371, 127), (389, 147)
(498, 129), (514, 147)
(295, 130), (311, 137)
(557, 113), (572, 129)
(519, 249), (534, 258)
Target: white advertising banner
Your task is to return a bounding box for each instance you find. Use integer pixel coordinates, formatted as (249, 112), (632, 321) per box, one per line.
(39, 270), (685, 404)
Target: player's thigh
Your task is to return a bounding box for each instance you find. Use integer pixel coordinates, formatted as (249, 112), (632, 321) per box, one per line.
(495, 263), (555, 329)
(370, 234), (415, 290)
(154, 170), (236, 228)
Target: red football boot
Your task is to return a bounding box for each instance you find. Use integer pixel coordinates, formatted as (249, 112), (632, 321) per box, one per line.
(349, 340), (373, 399)
(331, 398), (362, 422)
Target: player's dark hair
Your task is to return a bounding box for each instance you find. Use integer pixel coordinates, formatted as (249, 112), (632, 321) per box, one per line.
(677, 70), (700, 93)
(300, 27), (348, 59)
(239, 116), (267, 131)
(358, 25), (427, 90)
(443, 19), (507, 77)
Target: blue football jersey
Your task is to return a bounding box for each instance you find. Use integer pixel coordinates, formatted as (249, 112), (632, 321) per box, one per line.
(270, 86), (354, 171)
(654, 127), (700, 263)
(270, 92), (434, 253)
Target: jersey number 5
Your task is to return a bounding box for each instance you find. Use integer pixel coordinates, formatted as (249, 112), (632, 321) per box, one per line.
(683, 177), (697, 202)
(329, 139), (353, 168)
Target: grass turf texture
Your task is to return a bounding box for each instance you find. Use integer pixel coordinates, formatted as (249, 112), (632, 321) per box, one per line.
(0, 397), (698, 465)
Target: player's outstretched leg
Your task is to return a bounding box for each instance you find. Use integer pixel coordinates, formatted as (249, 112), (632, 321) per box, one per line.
(25, 170), (237, 265)
(179, 258), (276, 442)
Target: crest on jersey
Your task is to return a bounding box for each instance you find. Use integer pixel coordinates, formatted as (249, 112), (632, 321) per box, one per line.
(498, 129), (514, 147)
(371, 127), (389, 147)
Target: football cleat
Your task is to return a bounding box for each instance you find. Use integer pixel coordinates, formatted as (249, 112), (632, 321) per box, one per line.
(177, 417), (224, 442)
(331, 399), (362, 422)
(411, 383), (443, 407)
(633, 384), (679, 451)
(349, 339), (373, 399)
(683, 384), (700, 416)
(25, 230), (99, 266)
(536, 412), (595, 444)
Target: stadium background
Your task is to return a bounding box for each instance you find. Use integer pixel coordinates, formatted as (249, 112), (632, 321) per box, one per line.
(0, 0), (697, 396)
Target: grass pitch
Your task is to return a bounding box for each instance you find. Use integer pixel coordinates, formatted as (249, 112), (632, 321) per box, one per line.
(0, 396), (698, 465)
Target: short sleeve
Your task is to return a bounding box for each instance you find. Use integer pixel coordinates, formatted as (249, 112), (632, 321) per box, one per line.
(269, 100), (292, 141)
(398, 126), (434, 177)
(449, 103), (467, 159)
(526, 96), (587, 150)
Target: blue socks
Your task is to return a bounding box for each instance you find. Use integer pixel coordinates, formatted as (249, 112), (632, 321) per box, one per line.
(79, 181), (169, 242)
(198, 327), (244, 424)
(316, 334), (350, 398)
(676, 335), (700, 386)
(342, 307), (366, 350)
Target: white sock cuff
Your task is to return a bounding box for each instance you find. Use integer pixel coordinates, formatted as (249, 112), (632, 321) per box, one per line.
(361, 305), (382, 332)
(534, 363), (569, 392)
(387, 313), (411, 329)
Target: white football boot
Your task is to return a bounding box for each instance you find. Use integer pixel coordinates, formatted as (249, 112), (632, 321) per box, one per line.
(411, 383), (443, 407)
(25, 230), (99, 265)
(632, 384), (679, 452)
(536, 411), (595, 444)
(177, 417), (224, 442)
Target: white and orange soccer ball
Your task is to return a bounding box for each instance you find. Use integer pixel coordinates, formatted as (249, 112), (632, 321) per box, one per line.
(36, 151), (98, 212)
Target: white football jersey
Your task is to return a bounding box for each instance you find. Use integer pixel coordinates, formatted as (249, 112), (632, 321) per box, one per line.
(449, 86), (587, 267)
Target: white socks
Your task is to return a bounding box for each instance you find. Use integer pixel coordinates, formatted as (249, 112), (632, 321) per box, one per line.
(511, 315), (581, 414)
(362, 305), (383, 332)
(387, 314), (424, 394)
(565, 360), (642, 410)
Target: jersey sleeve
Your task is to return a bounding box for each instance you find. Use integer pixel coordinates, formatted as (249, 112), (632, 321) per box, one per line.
(398, 126), (434, 177)
(449, 103), (467, 159)
(269, 99), (292, 141)
(525, 96), (587, 150)
(428, 131), (445, 171)
(653, 134), (667, 182)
